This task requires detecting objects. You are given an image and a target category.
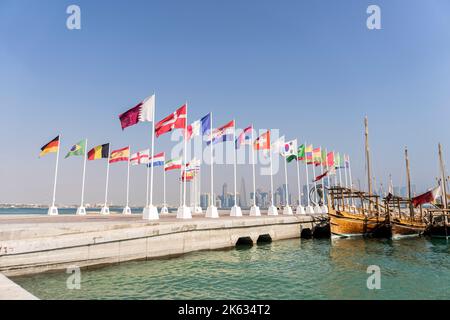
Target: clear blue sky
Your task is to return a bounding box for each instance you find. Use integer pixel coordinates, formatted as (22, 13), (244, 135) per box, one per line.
(1, 0), (450, 205)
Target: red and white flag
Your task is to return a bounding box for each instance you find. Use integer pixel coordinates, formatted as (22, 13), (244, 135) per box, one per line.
(412, 186), (442, 207)
(119, 95), (155, 130)
(314, 167), (336, 182)
(155, 104), (187, 137)
(254, 130), (270, 150)
(130, 149), (150, 166)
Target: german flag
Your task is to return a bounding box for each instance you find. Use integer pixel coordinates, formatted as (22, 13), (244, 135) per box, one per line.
(39, 136), (60, 157)
(88, 143), (110, 161)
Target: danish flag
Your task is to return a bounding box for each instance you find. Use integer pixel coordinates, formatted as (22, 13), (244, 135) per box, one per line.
(155, 104), (187, 137)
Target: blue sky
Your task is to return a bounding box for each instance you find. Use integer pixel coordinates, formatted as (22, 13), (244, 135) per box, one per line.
(1, 0), (450, 205)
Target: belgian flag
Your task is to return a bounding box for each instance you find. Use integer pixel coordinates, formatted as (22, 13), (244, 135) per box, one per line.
(88, 143), (110, 161)
(39, 136), (60, 158)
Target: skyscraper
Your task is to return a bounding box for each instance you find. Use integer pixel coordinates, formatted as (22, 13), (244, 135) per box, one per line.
(239, 177), (248, 208)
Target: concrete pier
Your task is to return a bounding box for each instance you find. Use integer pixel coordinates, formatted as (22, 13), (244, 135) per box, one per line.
(0, 211), (326, 277)
(0, 273), (38, 300)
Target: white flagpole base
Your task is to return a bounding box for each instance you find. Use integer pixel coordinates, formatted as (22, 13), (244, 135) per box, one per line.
(320, 205), (328, 214)
(313, 205), (322, 214)
(122, 206), (132, 215)
(100, 206), (110, 215)
(268, 205), (279, 216)
(76, 206), (86, 216)
(177, 205), (192, 219)
(47, 206), (59, 216)
(194, 206), (203, 214)
(304, 206), (315, 214)
(283, 205), (293, 215)
(296, 205), (306, 215)
(160, 206), (169, 214)
(249, 205), (261, 216)
(230, 205), (242, 217)
(143, 205), (159, 220)
(206, 205), (219, 218)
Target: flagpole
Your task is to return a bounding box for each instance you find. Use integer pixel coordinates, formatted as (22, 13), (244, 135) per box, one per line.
(252, 126), (257, 207)
(206, 112), (218, 218)
(312, 150), (318, 210)
(343, 154), (349, 208)
(145, 163), (150, 207)
(270, 143), (274, 207)
(233, 120), (237, 206)
(149, 100), (156, 207)
(305, 141), (310, 208)
(295, 144), (301, 205)
(177, 102), (192, 219)
(183, 103), (188, 208)
(49, 135), (61, 214)
(77, 138), (88, 215)
(338, 153), (343, 187)
(283, 153), (291, 216)
(100, 144), (111, 215)
(319, 146), (327, 213)
(124, 146), (131, 213)
(163, 161), (166, 207)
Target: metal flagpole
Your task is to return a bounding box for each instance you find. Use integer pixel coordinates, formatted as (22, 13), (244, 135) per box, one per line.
(324, 148), (329, 206)
(149, 99), (156, 207)
(338, 153), (343, 187)
(270, 144), (274, 206)
(295, 144), (301, 206)
(145, 163), (150, 207)
(51, 135), (61, 208)
(163, 162), (166, 207)
(305, 141), (310, 207)
(78, 138), (88, 215)
(183, 103), (188, 209)
(284, 154), (289, 207)
(312, 151), (318, 203)
(251, 125), (257, 207)
(233, 120), (237, 207)
(126, 147), (130, 207)
(104, 145), (111, 207)
(210, 113), (214, 207)
(179, 164), (183, 207)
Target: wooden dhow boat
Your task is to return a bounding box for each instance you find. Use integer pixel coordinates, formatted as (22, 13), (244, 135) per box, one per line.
(327, 116), (390, 238)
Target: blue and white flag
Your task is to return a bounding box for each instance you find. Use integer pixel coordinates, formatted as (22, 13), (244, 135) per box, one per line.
(147, 152), (165, 167)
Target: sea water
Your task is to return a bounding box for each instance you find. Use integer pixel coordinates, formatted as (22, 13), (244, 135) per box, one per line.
(12, 237), (450, 300)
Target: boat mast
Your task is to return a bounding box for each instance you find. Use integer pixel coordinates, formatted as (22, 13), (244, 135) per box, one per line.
(405, 146), (413, 220)
(438, 143), (448, 210)
(365, 116), (372, 196)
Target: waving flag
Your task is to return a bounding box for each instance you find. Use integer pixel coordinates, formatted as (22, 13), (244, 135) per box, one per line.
(287, 144), (305, 163)
(412, 186), (442, 207)
(88, 144), (110, 161)
(282, 139), (297, 157)
(314, 167), (336, 182)
(327, 152), (335, 167)
(147, 152), (165, 167)
(254, 131), (270, 150)
(65, 140), (86, 158)
(155, 104), (187, 137)
(109, 147), (130, 163)
(312, 147), (322, 165)
(305, 145), (313, 164)
(39, 136), (60, 158)
(119, 94), (155, 130)
(236, 126), (252, 149)
(344, 154), (350, 168)
(207, 120), (234, 145)
(130, 149), (150, 166)
(165, 158), (182, 171)
(186, 113), (211, 140)
(271, 136), (285, 154)
(334, 153), (344, 169)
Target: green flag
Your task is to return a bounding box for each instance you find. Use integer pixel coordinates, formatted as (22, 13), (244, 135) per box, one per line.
(65, 139), (86, 158)
(334, 152), (341, 168)
(287, 144), (305, 163)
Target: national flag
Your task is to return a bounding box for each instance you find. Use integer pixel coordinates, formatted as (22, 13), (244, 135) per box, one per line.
(305, 145), (313, 164)
(181, 170), (195, 181)
(147, 152), (165, 167)
(186, 113), (211, 140)
(321, 149), (327, 166)
(235, 126), (253, 149)
(109, 147), (130, 164)
(412, 186), (442, 207)
(287, 144), (306, 163)
(327, 152), (334, 168)
(271, 136), (285, 154)
(334, 153), (344, 169)
(155, 104), (187, 137)
(164, 158), (182, 171)
(186, 158), (201, 169)
(88, 144), (110, 161)
(312, 147), (322, 165)
(119, 94), (155, 130)
(314, 167), (336, 182)
(207, 120), (234, 145)
(282, 139), (297, 157)
(254, 131), (270, 150)
(130, 149), (150, 166)
(65, 140), (87, 159)
(344, 154), (350, 169)
(39, 136), (60, 158)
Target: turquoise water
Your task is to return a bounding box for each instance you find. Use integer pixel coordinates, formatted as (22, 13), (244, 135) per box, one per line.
(12, 237), (450, 300)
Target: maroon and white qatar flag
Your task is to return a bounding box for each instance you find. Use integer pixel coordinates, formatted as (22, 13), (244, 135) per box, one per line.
(119, 95), (155, 130)
(411, 186), (442, 207)
(155, 104), (187, 137)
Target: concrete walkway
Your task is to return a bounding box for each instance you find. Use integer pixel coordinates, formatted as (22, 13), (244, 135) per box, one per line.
(0, 273), (38, 300)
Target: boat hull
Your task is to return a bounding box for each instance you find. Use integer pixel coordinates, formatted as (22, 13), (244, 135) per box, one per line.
(391, 220), (426, 239)
(329, 211), (389, 238)
(424, 225), (450, 238)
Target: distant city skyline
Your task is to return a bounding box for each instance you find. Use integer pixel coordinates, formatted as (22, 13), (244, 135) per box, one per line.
(2, 1), (450, 206)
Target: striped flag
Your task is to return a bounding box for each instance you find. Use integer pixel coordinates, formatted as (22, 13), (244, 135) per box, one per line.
(207, 120), (234, 145)
(39, 136), (60, 158)
(88, 144), (110, 161)
(235, 126), (253, 149)
(147, 152), (165, 167)
(109, 147), (130, 164)
(164, 158), (182, 171)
